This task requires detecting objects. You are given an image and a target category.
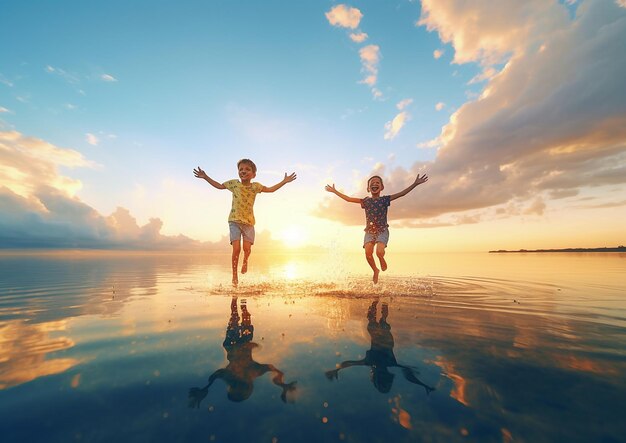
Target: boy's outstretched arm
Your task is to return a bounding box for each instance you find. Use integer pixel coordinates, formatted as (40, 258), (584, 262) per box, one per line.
(389, 173), (428, 201)
(193, 166), (226, 190)
(325, 184), (362, 204)
(262, 172), (297, 193)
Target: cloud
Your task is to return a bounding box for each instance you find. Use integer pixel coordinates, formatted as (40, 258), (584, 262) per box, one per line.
(0, 74), (14, 87)
(384, 112), (409, 140)
(435, 102), (445, 111)
(371, 87), (383, 100)
(433, 49), (444, 59)
(101, 74), (117, 82)
(0, 106), (10, 113)
(44, 65), (80, 84)
(350, 32), (368, 43)
(316, 0), (626, 226)
(85, 133), (99, 146)
(325, 4), (363, 29)
(384, 99), (413, 140)
(397, 98), (413, 110)
(468, 67), (498, 84)
(325, 7), (383, 99)
(358, 44), (381, 86)
(418, 0), (568, 66)
(0, 130), (238, 250)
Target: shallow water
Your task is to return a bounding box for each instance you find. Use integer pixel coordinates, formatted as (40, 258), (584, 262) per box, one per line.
(1, 251), (625, 443)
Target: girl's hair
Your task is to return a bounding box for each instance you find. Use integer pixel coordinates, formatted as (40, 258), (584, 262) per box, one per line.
(367, 175), (384, 190)
(237, 158), (257, 173)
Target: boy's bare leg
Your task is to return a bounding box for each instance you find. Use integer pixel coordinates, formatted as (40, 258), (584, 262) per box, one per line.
(231, 240), (241, 286)
(365, 242), (380, 284)
(376, 242), (387, 271)
(241, 240), (252, 274)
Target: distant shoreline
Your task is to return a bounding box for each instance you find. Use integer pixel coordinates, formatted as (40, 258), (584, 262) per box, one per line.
(489, 246), (626, 253)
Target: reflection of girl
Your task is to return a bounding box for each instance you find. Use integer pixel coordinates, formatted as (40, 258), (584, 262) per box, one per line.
(189, 297), (296, 406)
(326, 300), (435, 394)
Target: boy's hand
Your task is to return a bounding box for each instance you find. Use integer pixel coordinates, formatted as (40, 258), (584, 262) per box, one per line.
(193, 166), (208, 180)
(283, 172), (297, 183)
(414, 174), (428, 185)
(325, 184), (337, 194)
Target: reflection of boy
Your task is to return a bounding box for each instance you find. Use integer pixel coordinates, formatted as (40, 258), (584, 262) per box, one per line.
(188, 297), (296, 406)
(326, 300), (435, 394)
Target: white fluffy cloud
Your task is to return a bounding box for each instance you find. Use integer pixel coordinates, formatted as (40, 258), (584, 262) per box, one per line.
(358, 44), (381, 86)
(325, 4), (363, 29)
(317, 0), (626, 226)
(101, 74), (117, 82)
(0, 130), (226, 249)
(397, 98), (413, 110)
(384, 111), (409, 140)
(418, 0), (568, 66)
(350, 32), (368, 43)
(85, 133), (99, 146)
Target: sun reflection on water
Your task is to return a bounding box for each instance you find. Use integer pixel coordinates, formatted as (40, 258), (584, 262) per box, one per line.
(281, 262), (299, 280)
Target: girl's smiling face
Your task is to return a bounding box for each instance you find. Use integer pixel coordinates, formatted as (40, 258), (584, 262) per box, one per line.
(367, 176), (384, 195)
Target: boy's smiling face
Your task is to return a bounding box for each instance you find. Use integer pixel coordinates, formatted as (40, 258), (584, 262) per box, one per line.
(367, 176), (384, 196)
(238, 163), (256, 182)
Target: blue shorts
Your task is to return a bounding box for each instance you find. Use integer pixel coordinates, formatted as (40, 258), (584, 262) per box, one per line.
(229, 222), (255, 244)
(363, 228), (389, 247)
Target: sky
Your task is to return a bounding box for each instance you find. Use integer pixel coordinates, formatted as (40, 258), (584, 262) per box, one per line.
(1, 0), (625, 252)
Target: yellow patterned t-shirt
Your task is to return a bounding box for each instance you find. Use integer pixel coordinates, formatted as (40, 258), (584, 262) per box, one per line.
(223, 180), (264, 226)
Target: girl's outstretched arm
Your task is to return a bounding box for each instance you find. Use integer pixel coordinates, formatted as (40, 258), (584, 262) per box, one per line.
(389, 174), (428, 201)
(193, 166), (226, 190)
(325, 184), (362, 204)
(325, 359), (367, 380)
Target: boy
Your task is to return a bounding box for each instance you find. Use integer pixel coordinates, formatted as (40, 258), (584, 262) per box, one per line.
(325, 173), (428, 283)
(194, 159), (296, 286)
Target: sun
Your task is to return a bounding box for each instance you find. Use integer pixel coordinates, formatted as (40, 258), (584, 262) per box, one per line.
(278, 226), (308, 248)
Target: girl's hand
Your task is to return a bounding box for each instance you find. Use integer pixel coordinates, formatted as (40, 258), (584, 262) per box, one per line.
(325, 184), (337, 193)
(415, 174), (428, 185)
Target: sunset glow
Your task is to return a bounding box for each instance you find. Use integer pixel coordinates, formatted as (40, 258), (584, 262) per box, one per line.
(0, 1), (624, 252)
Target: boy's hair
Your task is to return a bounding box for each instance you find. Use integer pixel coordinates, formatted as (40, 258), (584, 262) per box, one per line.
(367, 175), (384, 190)
(237, 158), (257, 173)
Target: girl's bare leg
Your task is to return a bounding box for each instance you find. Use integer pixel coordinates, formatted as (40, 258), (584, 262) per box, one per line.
(231, 240), (241, 286)
(241, 240), (252, 274)
(376, 242), (387, 271)
(365, 242), (380, 284)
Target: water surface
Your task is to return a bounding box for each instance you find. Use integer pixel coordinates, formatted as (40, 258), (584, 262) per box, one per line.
(1, 251), (625, 442)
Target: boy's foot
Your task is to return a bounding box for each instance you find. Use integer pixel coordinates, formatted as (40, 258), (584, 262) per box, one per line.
(241, 261), (248, 274)
(232, 276), (238, 287)
(380, 257), (387, 272)
(373, 269), (380, 284)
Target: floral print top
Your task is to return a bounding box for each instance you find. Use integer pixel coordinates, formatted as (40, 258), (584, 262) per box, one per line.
(361, 195), (391, 234)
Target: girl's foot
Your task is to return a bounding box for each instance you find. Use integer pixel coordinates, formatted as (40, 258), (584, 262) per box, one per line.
(232, 276), (239, 287)
(373, 269), (380, 284)
(380, 257), (387, 272)
(241, 260), (248, 274)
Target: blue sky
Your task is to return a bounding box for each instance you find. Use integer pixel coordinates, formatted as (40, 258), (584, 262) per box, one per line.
(1, 0), (625, 251)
